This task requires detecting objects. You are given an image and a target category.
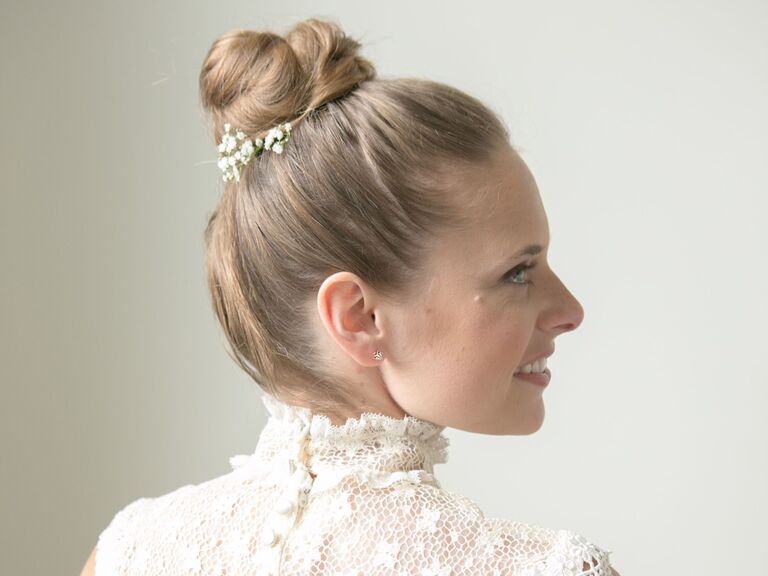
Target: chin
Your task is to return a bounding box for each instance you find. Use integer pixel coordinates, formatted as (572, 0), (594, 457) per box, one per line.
(509, 408), (545, 435)
(518, 419), (545, 435)
(479, 414), (545, 436)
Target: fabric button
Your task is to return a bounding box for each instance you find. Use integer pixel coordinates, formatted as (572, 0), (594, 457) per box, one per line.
(275, 497), (294, 515)
(296, 469), (313, 491)
(261, 526), (279, 547)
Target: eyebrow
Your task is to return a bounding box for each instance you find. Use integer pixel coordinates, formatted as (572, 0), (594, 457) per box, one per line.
(496, 244), (544, 271)
(514, 244), (544, 258)
(489, 243), (545, 278)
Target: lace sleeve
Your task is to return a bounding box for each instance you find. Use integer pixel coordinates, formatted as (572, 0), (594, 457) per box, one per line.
(423, 486), (613, 576)
(478, 516), (613, 576)
(94, 495), (156, 574)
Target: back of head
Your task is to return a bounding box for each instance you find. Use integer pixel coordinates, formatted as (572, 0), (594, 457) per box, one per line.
(198, 17), (510, 415)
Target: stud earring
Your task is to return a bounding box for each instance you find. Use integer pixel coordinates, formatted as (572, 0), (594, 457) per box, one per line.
(373, 350), (383, 360)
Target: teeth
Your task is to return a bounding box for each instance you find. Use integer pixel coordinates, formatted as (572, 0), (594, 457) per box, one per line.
(515, 357), (547, 374)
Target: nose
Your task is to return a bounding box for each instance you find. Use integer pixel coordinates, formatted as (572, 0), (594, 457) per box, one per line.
(539, 271), (584, 335)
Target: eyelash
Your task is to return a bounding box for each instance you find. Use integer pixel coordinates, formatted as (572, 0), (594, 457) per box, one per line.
(504, 261), (537, 286)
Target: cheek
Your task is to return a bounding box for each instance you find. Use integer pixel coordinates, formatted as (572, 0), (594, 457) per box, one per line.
(496, 318), (531, 363)
(465, 296), (532, 362)
(439, 300), (531, 390)
(386, 292), (534, 419)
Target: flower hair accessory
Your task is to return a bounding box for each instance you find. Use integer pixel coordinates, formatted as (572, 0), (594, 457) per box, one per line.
(216, 121), (292, 182)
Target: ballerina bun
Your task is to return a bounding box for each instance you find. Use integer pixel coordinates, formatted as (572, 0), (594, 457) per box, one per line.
(199, 17), (376, 140)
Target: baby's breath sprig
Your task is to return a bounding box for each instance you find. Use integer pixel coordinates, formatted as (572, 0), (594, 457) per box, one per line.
(216, 121), (292, 182)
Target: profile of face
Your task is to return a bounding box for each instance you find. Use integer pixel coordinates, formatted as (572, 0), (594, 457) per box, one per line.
(315, 143), (584, 435)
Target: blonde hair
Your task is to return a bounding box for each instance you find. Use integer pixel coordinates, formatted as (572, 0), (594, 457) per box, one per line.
(198, 17), (510, 415)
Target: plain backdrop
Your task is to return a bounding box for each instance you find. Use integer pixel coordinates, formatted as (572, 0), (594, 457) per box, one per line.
(1, 1), (766, 574)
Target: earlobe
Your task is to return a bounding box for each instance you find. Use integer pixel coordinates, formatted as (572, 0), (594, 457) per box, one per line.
(316, 272), (384, 367)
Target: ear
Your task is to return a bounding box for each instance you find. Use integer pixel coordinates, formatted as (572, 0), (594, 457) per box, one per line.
(316, 271), (384, 367)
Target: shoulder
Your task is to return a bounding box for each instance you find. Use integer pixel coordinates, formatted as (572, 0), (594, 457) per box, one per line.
(82, 489), (181, 575)
(370, 481), (616, 575)
(89, 469), (252, 574)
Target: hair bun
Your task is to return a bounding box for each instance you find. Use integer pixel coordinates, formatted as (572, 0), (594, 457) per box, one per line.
(285, 18), (376, 113)
(199, 18), (376, 140)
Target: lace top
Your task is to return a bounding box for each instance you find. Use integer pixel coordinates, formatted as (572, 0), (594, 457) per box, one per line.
(95, 393), (614, 575)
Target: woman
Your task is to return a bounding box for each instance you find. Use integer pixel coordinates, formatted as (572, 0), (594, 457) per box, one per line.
(83, 17), (620, 575)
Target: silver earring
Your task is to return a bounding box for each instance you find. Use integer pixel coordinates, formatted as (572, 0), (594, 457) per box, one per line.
(373, 350), (383, 360)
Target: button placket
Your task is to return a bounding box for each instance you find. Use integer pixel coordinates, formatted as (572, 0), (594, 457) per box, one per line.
(256, 417), (316, 574)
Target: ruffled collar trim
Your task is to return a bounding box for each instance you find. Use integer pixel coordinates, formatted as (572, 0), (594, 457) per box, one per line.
(238, 393), (450, 479)
(263, 393), (448, 448)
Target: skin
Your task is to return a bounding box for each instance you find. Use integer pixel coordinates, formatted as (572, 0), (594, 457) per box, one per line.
(313, 143), (585, 434)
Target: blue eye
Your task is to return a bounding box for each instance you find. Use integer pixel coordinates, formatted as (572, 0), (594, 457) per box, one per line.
(504, 262), (537, 286)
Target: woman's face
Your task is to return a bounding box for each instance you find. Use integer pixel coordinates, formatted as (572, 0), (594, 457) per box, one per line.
(378, 144), (585, 435)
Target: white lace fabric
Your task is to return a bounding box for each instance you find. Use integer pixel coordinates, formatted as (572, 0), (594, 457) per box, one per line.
(95, 393), (614, 575)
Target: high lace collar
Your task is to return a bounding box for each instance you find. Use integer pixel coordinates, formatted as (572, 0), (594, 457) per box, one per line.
(233, 393), (450, 481)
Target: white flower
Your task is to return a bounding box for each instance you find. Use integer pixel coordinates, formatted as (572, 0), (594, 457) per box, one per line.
(519, 568), (544, 576)
(416, 508), (441, 534)
(216, 121), (292, 181)
(222, 532), (251, 558)
(480, 526), (504, 554)
(298, 532), (325, 570)
(330, 495), (353, 518)
(401, 487), (417, 499)
(421, 559), (452, 576)
(372, 540), (400, 569)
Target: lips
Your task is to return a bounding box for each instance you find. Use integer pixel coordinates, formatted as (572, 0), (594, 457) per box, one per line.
(514, 368), (551, 387)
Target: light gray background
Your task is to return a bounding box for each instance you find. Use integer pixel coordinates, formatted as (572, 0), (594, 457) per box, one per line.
(2, 1), (766, 574)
